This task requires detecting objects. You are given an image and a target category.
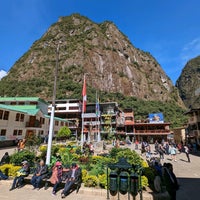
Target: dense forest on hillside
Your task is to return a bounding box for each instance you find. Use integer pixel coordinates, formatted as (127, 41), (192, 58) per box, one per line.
(0, 76), (187, 128)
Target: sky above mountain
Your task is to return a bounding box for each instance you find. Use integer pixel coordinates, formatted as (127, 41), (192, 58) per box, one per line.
(0, 0), (200, 84)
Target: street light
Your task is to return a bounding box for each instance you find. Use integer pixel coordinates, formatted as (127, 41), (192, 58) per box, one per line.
(46, 42), (61, 165)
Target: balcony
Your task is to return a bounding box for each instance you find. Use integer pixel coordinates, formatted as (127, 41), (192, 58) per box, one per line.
(134, 129), (170, 135)
(26, 121), (42, 128)
(125, 121), (134, 125)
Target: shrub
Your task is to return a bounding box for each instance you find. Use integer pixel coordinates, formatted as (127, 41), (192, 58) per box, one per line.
(84, 175), (98, 187)
(141, 160), (149, 168)
(141, 175), (149, 188)
(10, 150), (35, 166)
(143, 167), (156, 187)
(0, 164), (21, 177)
(81, 169), (88, 183)
(88, 163), (105, 176)
(98, 173), (107, 189)
(112, 148), (142, 165)
(38, 144), (60, 160)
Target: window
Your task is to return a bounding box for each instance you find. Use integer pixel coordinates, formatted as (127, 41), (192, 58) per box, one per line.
(29, 101), (37, 105)
(15, 113), (20, 121)
(13, 130), (18, 136)
(3, 111), (9, 120)
(18, 130), (23, 135)
(40, 117), (45, 124)
(58, 107), (66, 110)
(61, 121), (64, 126)
(20, 114), (24, 122)
(18, 102), (25, 105)
(15, 113), (25, 122)
(13, 130), (23, 136)
(0, 110), (3, 119)
(69, 106), (79, 110)
(0, 129), (6, 136)
(38, 130), (44, 135)
(55, 121), (59, 126)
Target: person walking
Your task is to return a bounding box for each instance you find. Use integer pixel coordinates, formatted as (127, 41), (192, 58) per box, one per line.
(184, 145), (190, 162)
(169, 145), (177, 162)
(158, 144), (165, 160)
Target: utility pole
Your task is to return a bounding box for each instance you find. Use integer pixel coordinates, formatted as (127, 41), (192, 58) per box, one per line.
(46, 42), (61, 165)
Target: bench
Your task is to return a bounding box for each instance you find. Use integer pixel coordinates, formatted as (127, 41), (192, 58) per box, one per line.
(23, 170), (82, 193)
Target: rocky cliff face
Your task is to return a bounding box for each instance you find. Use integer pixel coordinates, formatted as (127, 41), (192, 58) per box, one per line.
(0, 14), (183, 106)
(176, 55), (200, 108)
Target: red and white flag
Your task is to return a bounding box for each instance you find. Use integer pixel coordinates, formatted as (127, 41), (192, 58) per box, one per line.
(82, 76), (87, 112)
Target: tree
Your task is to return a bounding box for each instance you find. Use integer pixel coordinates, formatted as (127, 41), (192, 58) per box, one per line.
(56, 126), (71, 140)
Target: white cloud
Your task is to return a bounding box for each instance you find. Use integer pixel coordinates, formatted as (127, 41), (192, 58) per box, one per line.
(0, 70), (7, 80)
(181, 37), (200, 65)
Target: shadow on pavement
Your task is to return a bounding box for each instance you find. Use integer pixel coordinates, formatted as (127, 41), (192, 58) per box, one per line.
(176, 177), (200, 200)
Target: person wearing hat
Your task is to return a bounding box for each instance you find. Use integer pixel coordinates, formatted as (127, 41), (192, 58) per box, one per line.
(50, 161), (63, 195)
(61, 163), (81, 198)
(9, 160), (30, 191)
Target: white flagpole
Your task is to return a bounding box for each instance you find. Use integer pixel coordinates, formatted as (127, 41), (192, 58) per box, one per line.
(96, 91), (101, 142)
(81, 74), (86, 152)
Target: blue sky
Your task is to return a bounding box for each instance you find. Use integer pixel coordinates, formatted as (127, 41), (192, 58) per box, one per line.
(0, 0), (200, 84)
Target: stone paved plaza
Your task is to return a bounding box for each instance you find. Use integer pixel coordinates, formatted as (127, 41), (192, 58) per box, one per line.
(0, 144), (200, 200)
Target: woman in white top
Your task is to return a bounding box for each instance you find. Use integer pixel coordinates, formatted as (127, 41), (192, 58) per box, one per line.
(169, 145), (177, 162)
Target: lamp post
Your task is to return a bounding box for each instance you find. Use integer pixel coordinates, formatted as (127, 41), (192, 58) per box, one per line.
(46, 42), (61, 165)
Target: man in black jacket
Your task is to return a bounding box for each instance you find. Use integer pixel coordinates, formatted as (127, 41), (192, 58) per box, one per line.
(31, 159), (48, 190)
(61, 163), (81, 198)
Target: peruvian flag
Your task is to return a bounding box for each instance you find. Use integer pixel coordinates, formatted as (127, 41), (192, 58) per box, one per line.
(82, 76), (87, 113)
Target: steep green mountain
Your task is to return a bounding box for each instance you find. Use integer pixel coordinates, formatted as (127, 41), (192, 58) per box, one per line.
(176, 55), (200, 109)
(0, 14), (183, 105)
(0, 14), (187, 127)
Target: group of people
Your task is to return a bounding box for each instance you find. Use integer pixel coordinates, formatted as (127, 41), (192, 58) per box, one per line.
(8, 159), (81, 198)
(139, 140), (191, 163)
(152, 159), (179, 200)
(155, 140), (191, 163)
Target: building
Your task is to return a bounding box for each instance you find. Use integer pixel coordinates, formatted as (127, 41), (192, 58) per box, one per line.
(81, 102), (118, 141)
(116, 108), (134, 136)
(185, 108), (200, 144)
(0, 97), (69, 146)
(48, 99), (81, 139)
(172, 127), (186, 144)
(134, 112), (170, 143)
(48, 99), (171, 143)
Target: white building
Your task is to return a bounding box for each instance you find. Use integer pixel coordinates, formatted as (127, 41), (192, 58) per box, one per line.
(48, 99), (81, 136)
(0, 97), (70, 146)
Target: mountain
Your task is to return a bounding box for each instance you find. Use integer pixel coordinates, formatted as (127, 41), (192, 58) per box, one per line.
(176, 55), (200, 109)
(0, 14), (184, 107)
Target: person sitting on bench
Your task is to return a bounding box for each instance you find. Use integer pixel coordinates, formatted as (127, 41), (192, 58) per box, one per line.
(61, 163), (81, 198)
(9, 160), (30, 190)
(31, 159), (48, 190)
(50, 161), (63, 195)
